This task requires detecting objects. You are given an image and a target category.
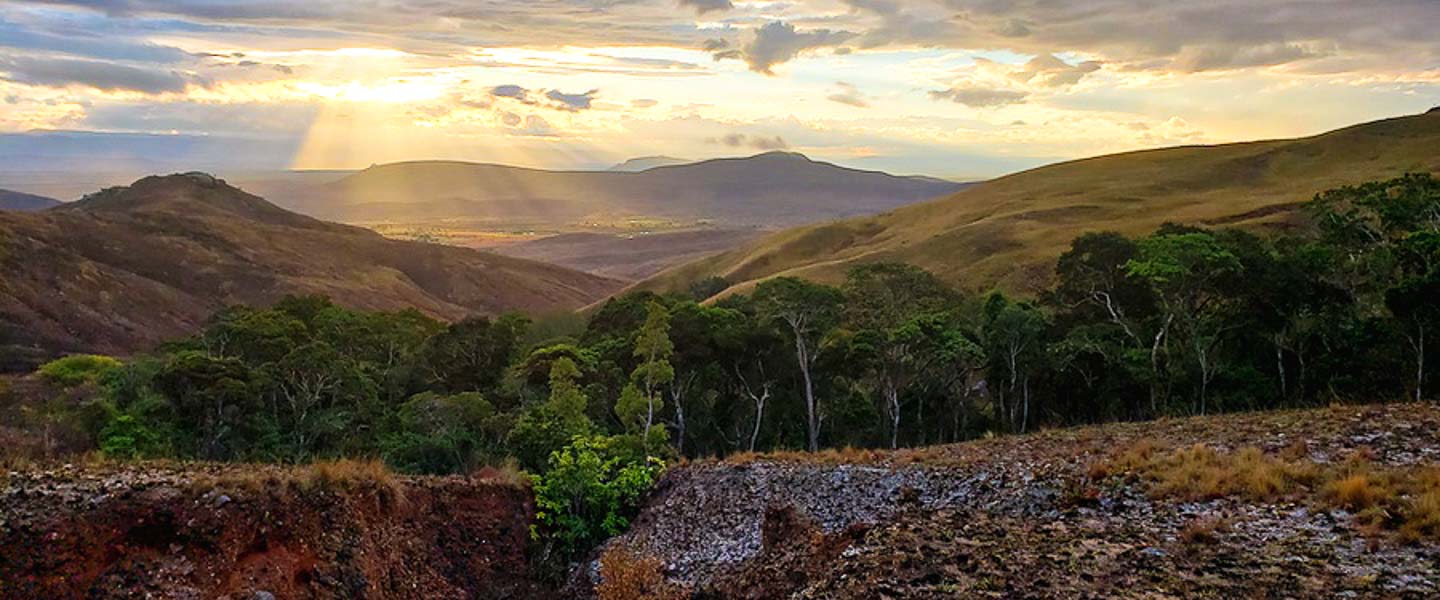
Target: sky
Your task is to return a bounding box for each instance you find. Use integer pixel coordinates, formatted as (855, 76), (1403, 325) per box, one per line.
(0, 0), (1438, 179)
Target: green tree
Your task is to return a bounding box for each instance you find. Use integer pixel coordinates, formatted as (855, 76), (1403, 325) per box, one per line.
(842, 263), (960, 448)
(981, 293), (1048, 432)
(418, 314), (529, 393)
(629, 302), (673, 449)
(1126, 231), (1243, 414)
(754, 277), (844, 452)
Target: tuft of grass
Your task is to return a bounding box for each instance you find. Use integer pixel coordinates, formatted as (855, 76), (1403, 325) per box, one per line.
(1179, 515), (1230, 546)
(299, 458), (406, 511)
(1326, 474), (1390, 511)
(596, 548), (687, 600)
(472, 457), (529, 488)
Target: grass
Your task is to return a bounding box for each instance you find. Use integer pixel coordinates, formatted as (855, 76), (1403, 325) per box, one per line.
(1093, 440), (1440, 543)
(636, 110), (1440, 297)
(596, 547), (688, 600)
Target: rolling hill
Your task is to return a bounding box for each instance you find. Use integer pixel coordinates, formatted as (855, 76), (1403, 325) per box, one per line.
(277, 152), (967, 227)
(633, 110), (1440, 298)
(0, 173), (622, 370)
(0, 189), (60, 212)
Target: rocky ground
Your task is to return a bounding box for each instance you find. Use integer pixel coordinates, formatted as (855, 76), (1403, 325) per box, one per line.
(0, 461), (549, 599)
(593, 403), (1440, 599)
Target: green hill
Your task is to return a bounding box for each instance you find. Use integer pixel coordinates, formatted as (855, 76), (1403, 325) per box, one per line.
(632, 110), (1440, 297)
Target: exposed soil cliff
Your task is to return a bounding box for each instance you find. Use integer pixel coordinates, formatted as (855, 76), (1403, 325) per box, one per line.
(595, 404), (1440, 599)
(0, 462), (550, 599)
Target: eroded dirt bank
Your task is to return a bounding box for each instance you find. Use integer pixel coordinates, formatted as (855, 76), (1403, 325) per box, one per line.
(594, 404), (1440, 599)
(0, 463), (549, 599)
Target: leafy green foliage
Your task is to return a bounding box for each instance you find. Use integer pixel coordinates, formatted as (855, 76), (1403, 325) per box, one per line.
(532, 435), (664, 561)
(38, 355), (122, 388)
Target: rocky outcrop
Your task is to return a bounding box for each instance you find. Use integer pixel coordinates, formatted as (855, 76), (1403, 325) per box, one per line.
(0, 464), (550, 599)
(598, 404), (1440, 598)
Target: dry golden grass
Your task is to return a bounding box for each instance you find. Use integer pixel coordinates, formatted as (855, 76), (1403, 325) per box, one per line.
(301, 458), (401, 494)
(1179, 515), (1231, 546)
(472, 457), (530, 488)
(723, 446), (890, 466)
(1094, 441), (1440, 543)
(596, 548), (688, 600)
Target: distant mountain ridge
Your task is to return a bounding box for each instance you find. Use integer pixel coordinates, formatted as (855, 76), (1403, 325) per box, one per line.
(0, 173), (622, 370)
(274, 152), (968, 227)
(609, 156), (691, 172)
(0, 189), (60, 212)
(633, 110), (1440, 298)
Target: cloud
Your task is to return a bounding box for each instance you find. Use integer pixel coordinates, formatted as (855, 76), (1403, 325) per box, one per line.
(490, 84), (531, 101)
(512, 114), (557, 137)
(0, 55), (196, 94)
(708, 133), (790, 150)
(1172, 43), (1322, 72)
(722, 21), (856, 74)
(929, 86), (1029, 108)
(545, 89), (597, 111)
(1010, 54), (1102, 87)
(679, 0), (733, 15)
(0, 20), (194, 64)
(827, 81), (869, 108)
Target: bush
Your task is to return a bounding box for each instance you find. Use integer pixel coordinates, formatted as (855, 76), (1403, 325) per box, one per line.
(38, 355), (122, 388)
(98, 413), (172, 459)
(532, 435), (664, 562)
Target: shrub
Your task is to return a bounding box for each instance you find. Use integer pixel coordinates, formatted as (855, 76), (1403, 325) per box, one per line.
(38, 355), (123, 388)
(532, 435), (664, 562)
(98, 414), (172, 459)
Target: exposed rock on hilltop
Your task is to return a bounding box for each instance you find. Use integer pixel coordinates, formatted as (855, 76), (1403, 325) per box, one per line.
(594, 404), (1440, 598)
(0, 462), (548, 599)
(0, 173), (623, 370)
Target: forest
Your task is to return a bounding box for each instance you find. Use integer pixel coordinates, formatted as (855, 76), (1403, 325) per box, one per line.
(12, 173), (1439, 559)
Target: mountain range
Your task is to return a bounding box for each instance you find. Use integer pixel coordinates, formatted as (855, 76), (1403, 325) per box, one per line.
(635, 110), (1440, 298)
(271, 152), (967, 227)
(0, 173), (621, 370)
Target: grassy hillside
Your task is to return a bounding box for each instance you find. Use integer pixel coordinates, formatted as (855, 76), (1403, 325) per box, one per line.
(0, 173), (622, 369)
(635, 110), (1440, 297)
